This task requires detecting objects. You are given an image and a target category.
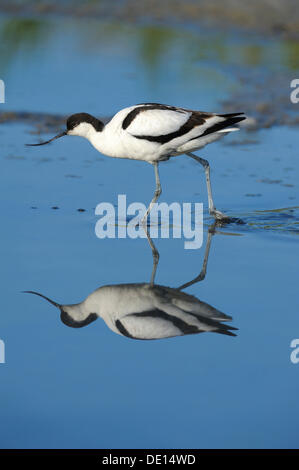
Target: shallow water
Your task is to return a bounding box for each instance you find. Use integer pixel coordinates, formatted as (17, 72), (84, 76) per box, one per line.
(0, 13), (299, 449)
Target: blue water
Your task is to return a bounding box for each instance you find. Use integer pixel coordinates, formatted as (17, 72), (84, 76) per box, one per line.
(0, 14), (299, 449)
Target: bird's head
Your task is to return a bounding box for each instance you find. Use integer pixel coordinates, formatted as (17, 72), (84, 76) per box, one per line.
(26, 113), (104, 146)
(24, 290), (98, 328)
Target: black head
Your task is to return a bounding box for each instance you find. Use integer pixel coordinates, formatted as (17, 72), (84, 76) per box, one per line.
(26, 112), (103, 146)
(66, 112), (104, 132)
(60, 310), (98, 328)
(23, 290), (98, 329)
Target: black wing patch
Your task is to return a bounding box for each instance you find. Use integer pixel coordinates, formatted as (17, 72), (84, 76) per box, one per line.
(116, 308), (237, 339)
(114, 309), (198, 340)
(190, 113), (246, 140)
(132, 309), (200, 334)
(122, 104), (187, 130)
(180, 309), (238, 337)
(115, 319), (138, 339)
(123, 104), (245, 145)
(115, 309), (207, 339)
(125, 109), (212, 145)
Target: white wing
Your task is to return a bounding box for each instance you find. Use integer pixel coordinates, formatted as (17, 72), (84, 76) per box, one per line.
(123, 105), (192, 137)
(116, 312), (186, 340)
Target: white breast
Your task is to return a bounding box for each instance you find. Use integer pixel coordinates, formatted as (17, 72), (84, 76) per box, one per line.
(90, 106), (161, 161)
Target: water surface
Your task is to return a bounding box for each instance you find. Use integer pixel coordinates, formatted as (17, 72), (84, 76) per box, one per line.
(0, 13), (298, 449)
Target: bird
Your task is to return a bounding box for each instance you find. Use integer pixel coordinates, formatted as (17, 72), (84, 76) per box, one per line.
(24, 225), (237, 340)
(24, 284), (237, 340)
(27, 103), (246, 221)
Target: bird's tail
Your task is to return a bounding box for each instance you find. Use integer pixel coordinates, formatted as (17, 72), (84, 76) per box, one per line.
(205, 112), (246, 136)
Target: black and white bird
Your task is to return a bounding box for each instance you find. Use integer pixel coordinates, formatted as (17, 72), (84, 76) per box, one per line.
(24, 220), (237, 339)
(24, 283), (237, 340)
(27, 103), (246, 221)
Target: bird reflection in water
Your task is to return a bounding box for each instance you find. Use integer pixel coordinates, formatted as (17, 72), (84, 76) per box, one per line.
(25, 225), (237, 340)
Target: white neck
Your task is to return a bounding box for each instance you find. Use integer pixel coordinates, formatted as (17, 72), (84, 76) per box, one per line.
(68, 122), (100, 140)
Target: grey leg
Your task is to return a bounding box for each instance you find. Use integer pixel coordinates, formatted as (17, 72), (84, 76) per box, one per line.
(177, 223), (216, 290)
(186, 152), (228, 220)
(142, 162), (162, 225)
(142, 225), (160, 286)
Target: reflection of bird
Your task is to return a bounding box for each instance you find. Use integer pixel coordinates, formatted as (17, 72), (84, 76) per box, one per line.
(24, 224), (237, 340)
(27, 103), (245, 221)
(24, 284), (237, 340)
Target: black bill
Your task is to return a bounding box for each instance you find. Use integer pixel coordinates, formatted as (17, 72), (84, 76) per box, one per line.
(26, 131), (67, 146)
(23, 290), (61, 308)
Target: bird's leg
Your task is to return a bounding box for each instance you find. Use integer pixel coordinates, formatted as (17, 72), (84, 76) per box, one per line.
(177, 223), (216, 290)
(142, 225), (160, 286)
(142, 162), (162, 225)
(186, 152), (228, 221)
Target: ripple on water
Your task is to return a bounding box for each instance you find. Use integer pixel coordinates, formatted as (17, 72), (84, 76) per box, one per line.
(213, 206), (299, 236)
